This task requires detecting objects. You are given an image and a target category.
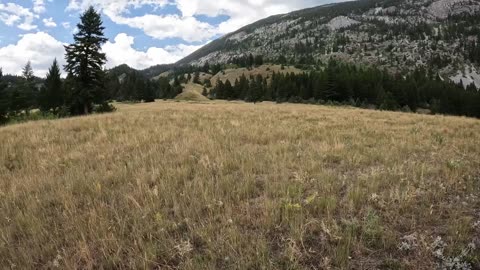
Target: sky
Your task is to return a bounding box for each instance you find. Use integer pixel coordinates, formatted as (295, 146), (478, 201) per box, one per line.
(0, 0), (348, 77)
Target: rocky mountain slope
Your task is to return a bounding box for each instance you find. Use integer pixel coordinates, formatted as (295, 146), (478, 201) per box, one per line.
(177, 0), (480, 87)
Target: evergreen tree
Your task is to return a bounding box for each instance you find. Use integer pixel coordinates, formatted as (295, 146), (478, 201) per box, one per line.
(0, 68), (9, 122)
(202, 61), (210, 73)
(39, 59), (63, 114)
(22, 61), (34, 81)
(246, 77), (259, 102)
(157, 77), (172, 99)
(248, 53), (254, 67)
(278, 55), (287, 64)
(193, 71), (200, 84)
(64, 6), (109, 115)
(238, 74), (249, 99)
(254, 55), (264, 66)
(142, 81), (156, 102)
(224, 79), (233, 99)
(202, 87), (208, 97)
(204, 79), (212, 88)
(171, 76), (183, 98)
(14, 62), (37, 115)
(214, 79), (225, 99)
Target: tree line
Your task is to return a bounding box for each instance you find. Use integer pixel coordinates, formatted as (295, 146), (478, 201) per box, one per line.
(0, 6), (113, 124)
(210, 60), (480, 118)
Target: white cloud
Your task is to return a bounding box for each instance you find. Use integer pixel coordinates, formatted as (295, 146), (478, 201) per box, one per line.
(0, 32), (204, 76)
(0, 3), (38, 31)
(43, 17), (56, 27)
(106, 13), (216, 42)
(102, 33), (204, 69)
(67, 0), (169, 15)
(0, 32), (65, 77)
(33, 0), (46, 14)
(0, 13), (20, 26)
(66, 0), (343, 42)
(62, 22), (71, 29)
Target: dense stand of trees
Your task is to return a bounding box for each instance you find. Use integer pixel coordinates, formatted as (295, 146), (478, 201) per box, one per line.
(0, 63), (43, 123)
(465, 35), (480, 64)
(211, 60), (480, 118)
(105, 72), (183, 102)
(0, 6), (114, 124)
(229, 54), (264, 68)
(106, 71), (156, 102)
(1, 58), (479, 123)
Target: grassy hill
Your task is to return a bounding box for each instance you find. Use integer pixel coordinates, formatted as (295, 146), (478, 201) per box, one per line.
(0, 101), (479, 269)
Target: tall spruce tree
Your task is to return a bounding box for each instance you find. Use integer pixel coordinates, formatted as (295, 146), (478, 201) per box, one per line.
(64, 6), (108, 115)
(39, 59), (63, 113)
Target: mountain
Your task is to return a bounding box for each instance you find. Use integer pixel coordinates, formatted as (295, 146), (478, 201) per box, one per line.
(176, 0), (480, 87)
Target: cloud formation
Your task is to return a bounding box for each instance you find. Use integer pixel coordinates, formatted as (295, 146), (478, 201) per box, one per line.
(43, 17), (57, 27)
(33, 0), (47, 14)
(0, 2), (38, 30)
(66, 0), (333, 41)
(0, 31), (204, 76)
(103, 33), (204, 69)
(0, 32), (65, 76)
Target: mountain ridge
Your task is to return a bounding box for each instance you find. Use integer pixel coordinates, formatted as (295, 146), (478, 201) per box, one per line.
(174, 0), (480, 87)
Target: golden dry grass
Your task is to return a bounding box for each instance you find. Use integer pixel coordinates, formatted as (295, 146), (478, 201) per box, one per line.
(181, 83), (207, 94)
(175, 89), (209, 102)
(0, 101), (479, 269)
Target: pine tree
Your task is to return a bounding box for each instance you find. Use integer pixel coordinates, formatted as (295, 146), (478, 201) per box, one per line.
(16, 61), (37, 115)
(193, 71), (200, 84)
(172, 76), (183, 98)
(39, 59), (63, 114)
(224, 79), (233, 99)
(246, 77), (259, 102)
(254, 55), (264, 66)
(142, 81), (156, 103)
(64, 6), (109, 115)
(157, 77), (172, 99)
(203, 61), (210, 73)
(204, 79), (212, 88)
(214, 79), (225, 99)
(202, 87), (208, 97)
(248, 53), (254, 67)
(0, 68), (9, 122)
(22, 61), (34, 82)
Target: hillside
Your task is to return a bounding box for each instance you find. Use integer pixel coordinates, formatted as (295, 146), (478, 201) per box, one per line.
(1, 101), (479, 269)
(210, 64), (303, 87)
(177, 0), (480, 87)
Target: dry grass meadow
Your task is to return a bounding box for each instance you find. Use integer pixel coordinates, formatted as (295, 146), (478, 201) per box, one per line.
(0, 101), (479, 269)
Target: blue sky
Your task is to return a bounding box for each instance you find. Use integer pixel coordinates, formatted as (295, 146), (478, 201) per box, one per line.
(0, 0), (347, 76)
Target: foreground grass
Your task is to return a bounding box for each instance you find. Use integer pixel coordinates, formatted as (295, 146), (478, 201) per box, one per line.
(0, 101), (479, 269)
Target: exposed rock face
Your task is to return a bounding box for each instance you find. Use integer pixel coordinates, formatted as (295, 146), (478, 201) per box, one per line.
(177, 0), (480, 85)
(428, 0), (480, 19)
(327, 16), (359, 31)
(450, 66), (480, 88)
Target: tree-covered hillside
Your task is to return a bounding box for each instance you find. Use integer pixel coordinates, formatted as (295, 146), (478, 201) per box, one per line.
(177, 0), (480, 87)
